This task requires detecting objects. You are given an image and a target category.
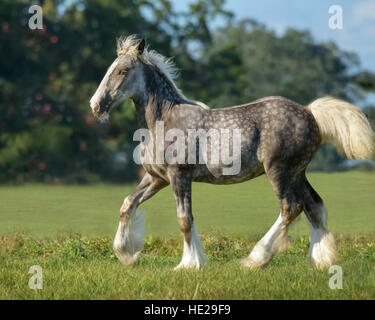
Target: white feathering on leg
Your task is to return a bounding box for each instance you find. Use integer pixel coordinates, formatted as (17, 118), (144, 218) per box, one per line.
(174, 224), (206, 270)
(309, 226), (336, 269)
(240, 213), (291, 268)
(308, 205), (336, 269)
(113, 210), (146, 266)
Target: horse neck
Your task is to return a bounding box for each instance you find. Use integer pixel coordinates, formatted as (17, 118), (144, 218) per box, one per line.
(132, 64), (186, 130)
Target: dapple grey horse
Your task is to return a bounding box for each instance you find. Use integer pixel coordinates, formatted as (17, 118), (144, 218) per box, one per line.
(90, 35), (374, 270)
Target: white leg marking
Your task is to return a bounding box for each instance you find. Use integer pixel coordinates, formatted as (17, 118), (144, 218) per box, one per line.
(308, 207), (336, 269)
(241, 213), (290, 268)
(113, 209), (146, 266)
(174, 224), (206, 270)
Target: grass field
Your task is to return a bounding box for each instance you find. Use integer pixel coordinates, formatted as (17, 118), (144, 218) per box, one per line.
(0, 171), (374, 299)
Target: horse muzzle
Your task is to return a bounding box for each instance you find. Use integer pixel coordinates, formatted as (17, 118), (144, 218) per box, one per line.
(90, 98), (112, 120)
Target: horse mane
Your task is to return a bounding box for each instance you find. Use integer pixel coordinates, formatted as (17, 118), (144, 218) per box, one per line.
(116, 35), (210, 110)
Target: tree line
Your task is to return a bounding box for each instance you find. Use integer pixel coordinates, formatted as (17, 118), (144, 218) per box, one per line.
(1, 0), (374, 184)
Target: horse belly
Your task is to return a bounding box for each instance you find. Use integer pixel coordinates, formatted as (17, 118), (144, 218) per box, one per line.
(192, 157), (264, 184)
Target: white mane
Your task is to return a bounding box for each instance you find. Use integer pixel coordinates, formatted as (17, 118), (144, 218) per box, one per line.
(116, 35), (210, 109)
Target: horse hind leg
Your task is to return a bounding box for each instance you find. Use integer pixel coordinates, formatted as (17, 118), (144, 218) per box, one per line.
(303, 180), (336, 269)
(240, 185), (303, 269)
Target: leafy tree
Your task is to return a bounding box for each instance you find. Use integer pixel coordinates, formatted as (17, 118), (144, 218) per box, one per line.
(1, 0), (374, 184)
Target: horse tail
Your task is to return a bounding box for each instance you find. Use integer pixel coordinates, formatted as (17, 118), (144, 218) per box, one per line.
(307, 96), (374, 159)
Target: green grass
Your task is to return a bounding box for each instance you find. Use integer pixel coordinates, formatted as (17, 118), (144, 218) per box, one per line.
(1, 171), (374, 237)
(1, 233), (374, 299)
(0, 171), (374, 299)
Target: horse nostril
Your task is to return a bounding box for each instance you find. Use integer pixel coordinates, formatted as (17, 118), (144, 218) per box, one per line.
(91, 102), (100, 113)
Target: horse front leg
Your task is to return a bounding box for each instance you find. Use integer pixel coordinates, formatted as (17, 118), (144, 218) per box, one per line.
(114, 173), (167, 266)
(170, 170), (206, 270)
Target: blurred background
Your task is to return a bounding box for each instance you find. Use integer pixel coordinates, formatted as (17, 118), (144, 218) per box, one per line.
(1, 0), (375, 185)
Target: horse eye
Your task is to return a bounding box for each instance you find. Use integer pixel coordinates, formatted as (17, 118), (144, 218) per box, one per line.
(118, 69), (128, 76)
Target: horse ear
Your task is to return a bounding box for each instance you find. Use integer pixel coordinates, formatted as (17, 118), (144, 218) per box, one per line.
(116, 36), (121, 51)
(137, 37), (146, 55)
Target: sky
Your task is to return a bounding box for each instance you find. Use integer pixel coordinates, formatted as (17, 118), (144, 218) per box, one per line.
(173, 0), (375, 105)
(174, 0), (375, 72)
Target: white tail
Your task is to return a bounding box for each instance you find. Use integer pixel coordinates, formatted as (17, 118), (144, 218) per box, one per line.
(308, 96), (374, 159)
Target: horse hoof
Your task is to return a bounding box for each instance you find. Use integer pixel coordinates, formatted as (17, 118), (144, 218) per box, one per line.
(309, 256), (336, 270)
(239, 257), (267, 269)
(174, 262), (201, 270)
(115, 253), (140, 267)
